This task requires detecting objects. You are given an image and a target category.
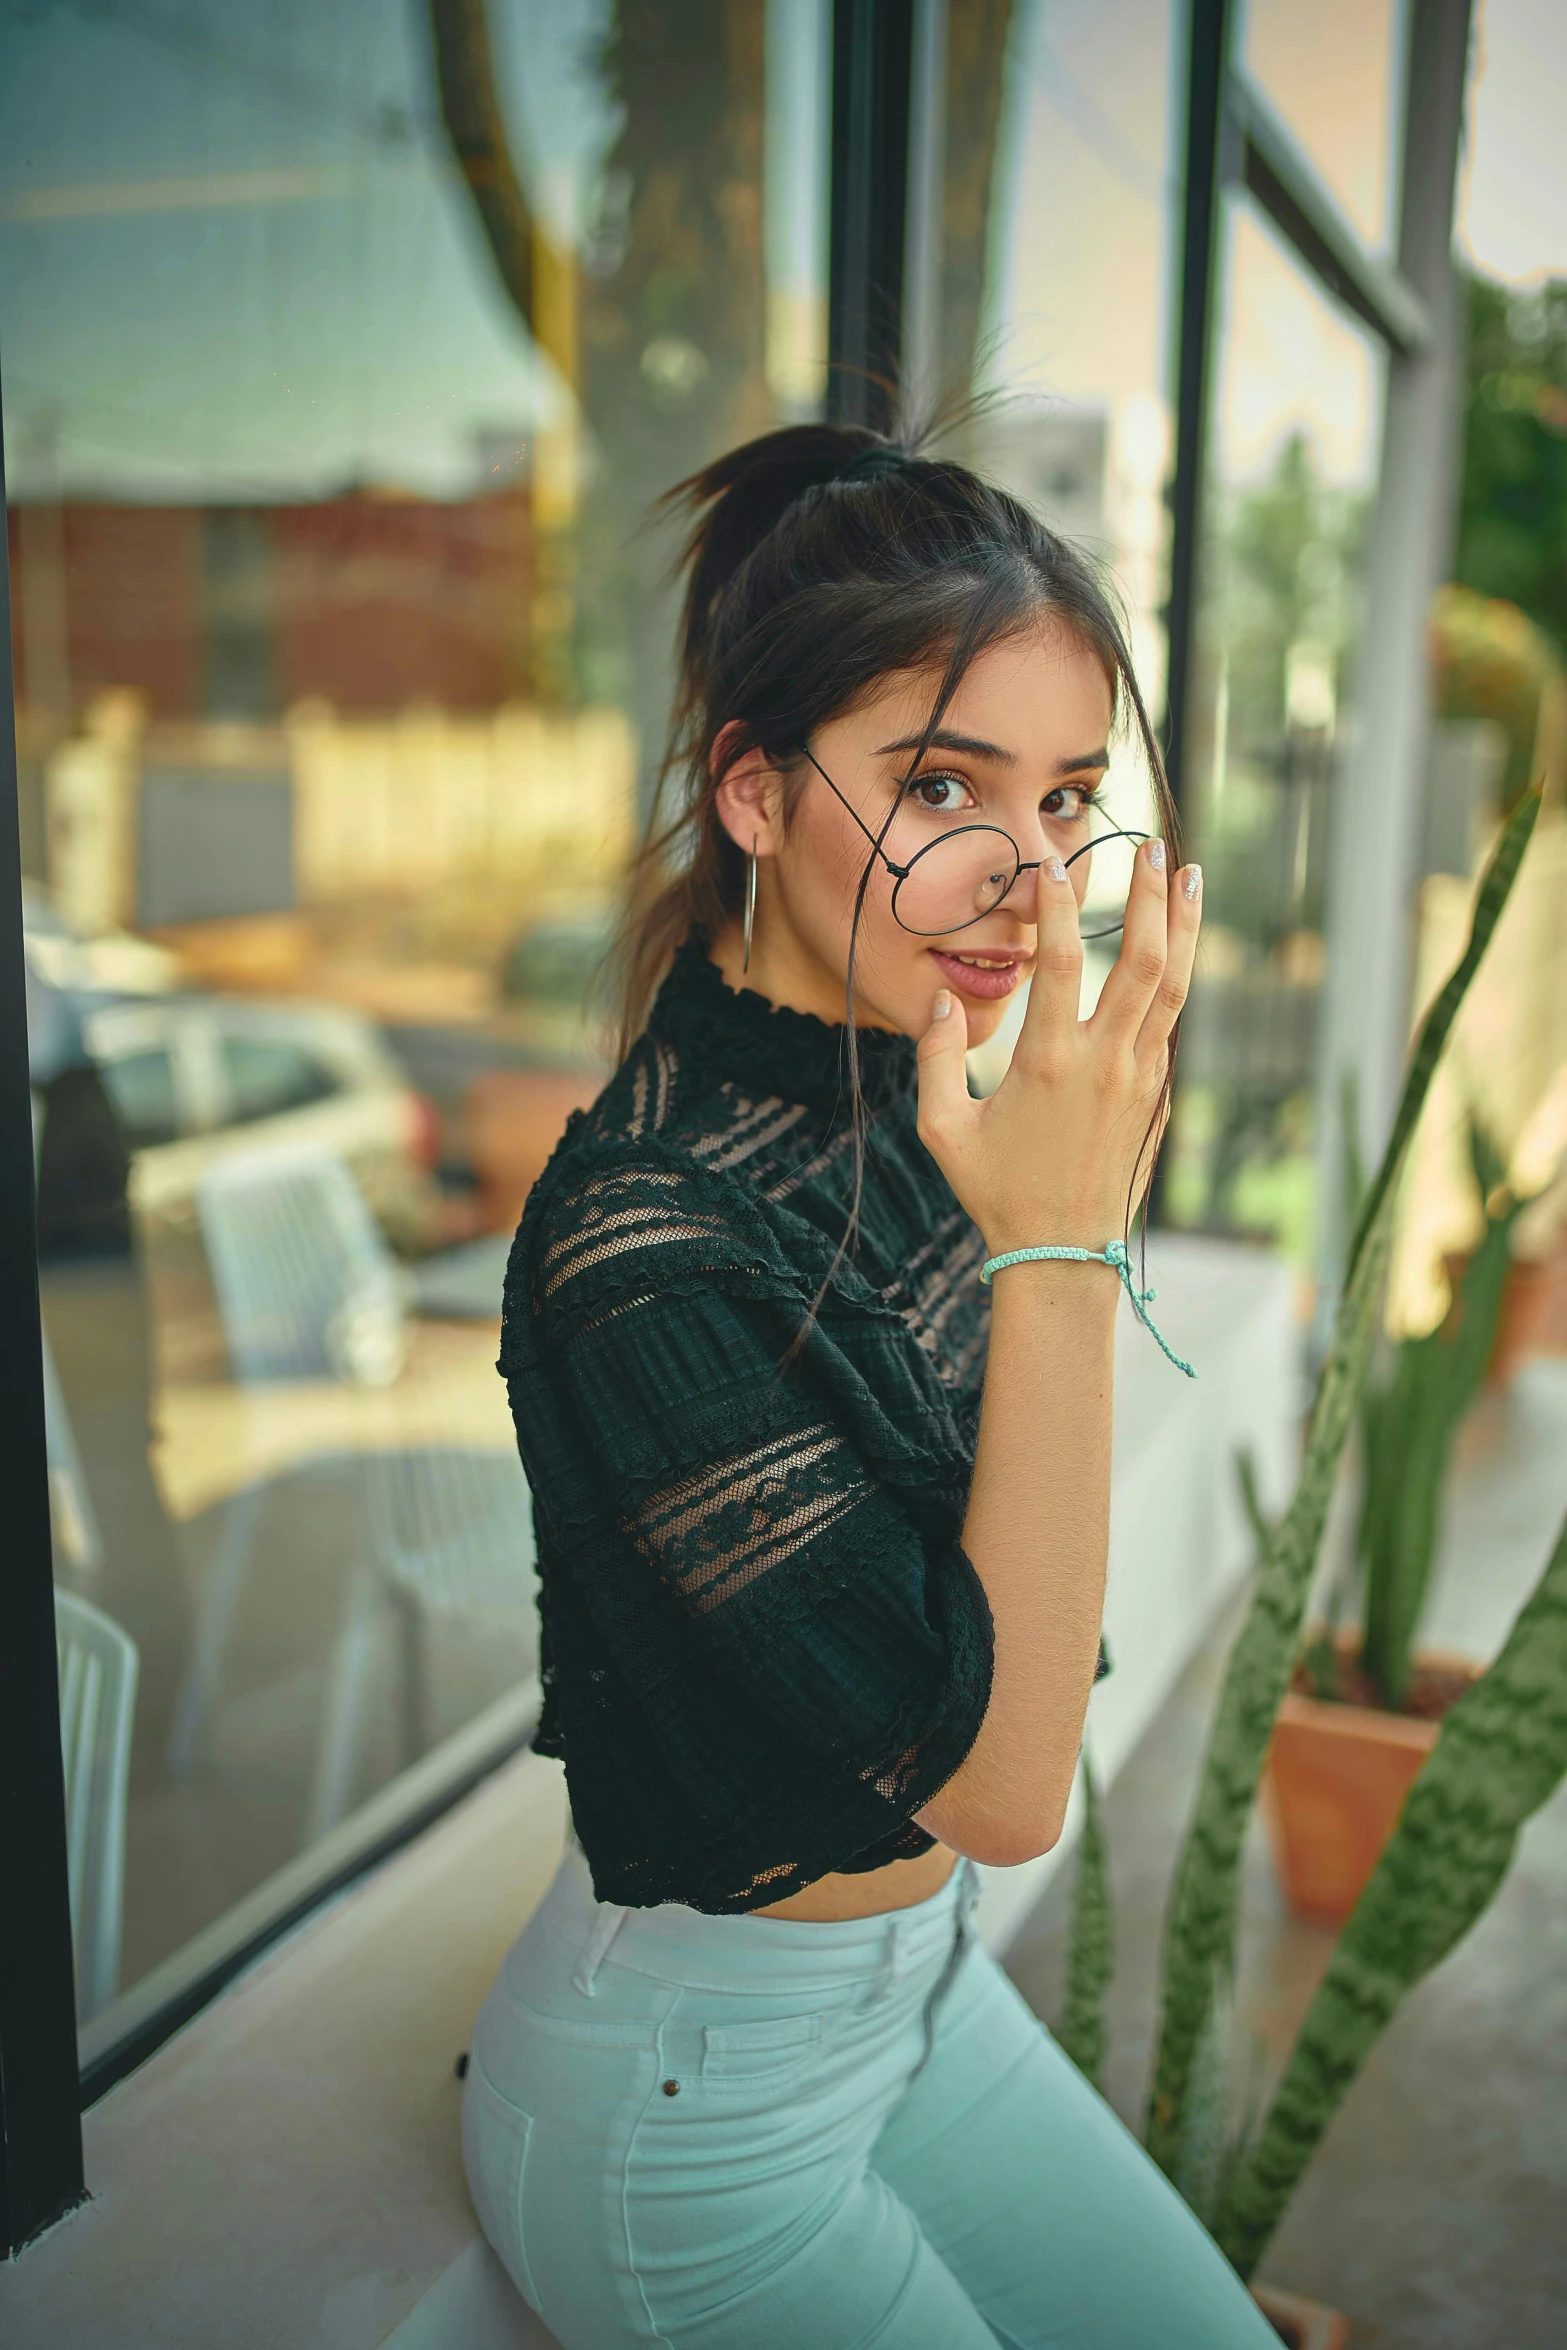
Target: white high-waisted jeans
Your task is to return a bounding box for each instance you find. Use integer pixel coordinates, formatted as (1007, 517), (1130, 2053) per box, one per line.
(463, 1843), (1277, 2348)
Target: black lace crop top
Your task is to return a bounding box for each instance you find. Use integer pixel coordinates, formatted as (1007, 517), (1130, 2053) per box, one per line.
(498, 937), (998, 1914)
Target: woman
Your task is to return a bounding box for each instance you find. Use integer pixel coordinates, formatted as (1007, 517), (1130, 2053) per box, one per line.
(465, 425), (1276, 2347)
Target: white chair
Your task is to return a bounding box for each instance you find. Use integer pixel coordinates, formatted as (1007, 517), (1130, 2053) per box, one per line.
(197, 1141), (410, 1388)
(42, 1319), (103, 1573)
(171, 1141), (410, 1769)
(184, 1142), (537, 1839)
(56, 1588), (139, 2023)
(309, 1448), (539, 1837)
(31, 1086), (104, 1573)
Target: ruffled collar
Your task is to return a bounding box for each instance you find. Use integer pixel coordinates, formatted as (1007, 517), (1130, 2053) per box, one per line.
(648, 935), (918, 1118)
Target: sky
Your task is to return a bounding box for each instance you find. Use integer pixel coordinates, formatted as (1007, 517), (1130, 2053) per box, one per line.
(1458, 0), (1567, 284)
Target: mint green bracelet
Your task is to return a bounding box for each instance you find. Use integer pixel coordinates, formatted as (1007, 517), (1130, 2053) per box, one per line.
(979, 1239), (1196, 1379)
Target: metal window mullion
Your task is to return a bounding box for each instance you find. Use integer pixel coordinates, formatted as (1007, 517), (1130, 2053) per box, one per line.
(899, 0), (948, 413)
(1312, 0), (1476, 1304)
(1161, 0), (1233, 820)
(0, 363), (86, 2258)
(827, 0), (916, 431)
(1227, 72), (1432, 358)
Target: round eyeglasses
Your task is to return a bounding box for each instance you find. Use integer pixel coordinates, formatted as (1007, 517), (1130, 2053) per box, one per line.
(801, 747), (1150, 944)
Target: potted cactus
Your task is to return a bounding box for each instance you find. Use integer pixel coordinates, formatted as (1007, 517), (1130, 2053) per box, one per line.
(1055, 789), (1567, 2319)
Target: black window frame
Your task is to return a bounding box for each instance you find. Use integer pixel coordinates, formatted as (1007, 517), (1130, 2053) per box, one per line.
(0, 0), (1473, 2257)
(0, 364), (87, 2253)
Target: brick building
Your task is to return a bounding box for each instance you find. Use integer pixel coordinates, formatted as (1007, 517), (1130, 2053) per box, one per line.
(8, 487), (534, 725)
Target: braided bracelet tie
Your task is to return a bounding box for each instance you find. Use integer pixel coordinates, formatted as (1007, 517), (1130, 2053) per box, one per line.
(978, 1239), (1197, 1379)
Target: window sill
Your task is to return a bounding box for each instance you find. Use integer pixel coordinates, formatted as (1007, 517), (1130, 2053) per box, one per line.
(0, 1746), (570, 2349)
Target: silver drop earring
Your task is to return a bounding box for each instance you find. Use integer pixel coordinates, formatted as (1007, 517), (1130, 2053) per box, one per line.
(742, 836), (759, 973)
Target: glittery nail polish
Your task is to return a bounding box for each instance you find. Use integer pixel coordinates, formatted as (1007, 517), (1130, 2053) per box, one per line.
(1183, 864), (1202, 901)
(1149, 839), (1166, 873)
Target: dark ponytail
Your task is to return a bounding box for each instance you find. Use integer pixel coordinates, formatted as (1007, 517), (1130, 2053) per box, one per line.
(612, 417), (1181, 1253)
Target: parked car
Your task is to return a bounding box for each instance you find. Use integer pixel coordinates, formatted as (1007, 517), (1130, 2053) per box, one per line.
(82, 995), (442, 1253)
(22, 880), (182, 1008)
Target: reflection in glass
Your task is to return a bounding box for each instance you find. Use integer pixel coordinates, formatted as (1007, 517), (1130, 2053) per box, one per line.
(3, 0), (803, 2042)
(1164, 202), (1385, 1264)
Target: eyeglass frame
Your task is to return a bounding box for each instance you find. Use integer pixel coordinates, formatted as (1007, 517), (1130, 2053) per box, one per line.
(797, 745), (1151, 942)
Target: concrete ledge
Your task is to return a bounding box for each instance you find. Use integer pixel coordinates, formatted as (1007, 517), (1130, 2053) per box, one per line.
(1, 1749), (571, 2350)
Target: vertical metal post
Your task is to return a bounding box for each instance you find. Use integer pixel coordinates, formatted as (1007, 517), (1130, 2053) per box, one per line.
(0, 376), (86, 2255)
(827, 0), (915, 430)
(899, 0), (948, 416)
(1313, 0), (1475, 1291)
(1162, 0), (1233, 820)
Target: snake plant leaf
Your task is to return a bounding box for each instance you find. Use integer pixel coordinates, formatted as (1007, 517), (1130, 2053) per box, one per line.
(1143, 785), (1542, 2181)
(1055, 1756), (1114, 2090)
(1235, 1445), (1273, 1555)
(1214, 1501), (1567, 2277)
(1171, 1961), (1235, 2227)
(1144, 1210), (1393, 2176)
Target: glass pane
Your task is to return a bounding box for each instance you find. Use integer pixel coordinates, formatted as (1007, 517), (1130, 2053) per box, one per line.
(1165, 199), (1387, 1263)
(5, 0), (816, 2049)
(940, 0), (1179, 1083)
(1240, 0), (1404, 253)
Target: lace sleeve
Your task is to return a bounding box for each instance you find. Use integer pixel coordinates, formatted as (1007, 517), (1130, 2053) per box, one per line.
(504, 1158), (994, 1909)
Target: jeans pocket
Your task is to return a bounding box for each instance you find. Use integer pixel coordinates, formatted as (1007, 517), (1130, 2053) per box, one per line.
(461, 2060), (542, 2313)
(701, 2010), (824, 2087)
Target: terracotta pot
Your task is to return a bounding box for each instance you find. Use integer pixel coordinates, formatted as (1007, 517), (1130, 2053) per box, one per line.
(1489, 1243), (1567, 1385)
(1262, 1691), (1440, 1928)
(1252, 2282), (1351, 2348)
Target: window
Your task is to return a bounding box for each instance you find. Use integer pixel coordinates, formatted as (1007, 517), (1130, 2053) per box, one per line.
(1165, 201), (1386, 1262)
(1240, 0), (1404, 252)
(2, 0), (821, 2099)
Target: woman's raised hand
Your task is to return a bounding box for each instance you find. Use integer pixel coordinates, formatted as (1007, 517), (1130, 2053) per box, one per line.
(915, 841), (1201, 1256)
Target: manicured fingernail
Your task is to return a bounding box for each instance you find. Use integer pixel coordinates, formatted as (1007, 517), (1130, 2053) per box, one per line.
(1148, 839), (1166, 873)
(1183, 863), (1202, 901)
(932, 989), (951, 1020)
(1045, 855), (1067, 883)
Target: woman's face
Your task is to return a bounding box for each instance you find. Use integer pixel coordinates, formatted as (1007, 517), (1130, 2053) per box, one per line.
(713, 620), (1118, 1050)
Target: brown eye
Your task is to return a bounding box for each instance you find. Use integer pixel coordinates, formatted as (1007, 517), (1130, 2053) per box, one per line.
(907, 772), (973, 814)
(1043, 786), (1093, 822)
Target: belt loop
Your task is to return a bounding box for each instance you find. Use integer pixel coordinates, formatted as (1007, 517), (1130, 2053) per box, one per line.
(874, 1913), (906, 2008)
(571, 1901), (629, 1998)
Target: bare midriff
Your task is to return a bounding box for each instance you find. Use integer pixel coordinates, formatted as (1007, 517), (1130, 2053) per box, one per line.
(751, 1840), (958, 1921)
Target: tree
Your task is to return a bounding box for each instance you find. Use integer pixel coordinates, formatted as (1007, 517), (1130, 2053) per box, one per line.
(1454, 272), (1567, 661)
(427, 0), (1017, 773)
